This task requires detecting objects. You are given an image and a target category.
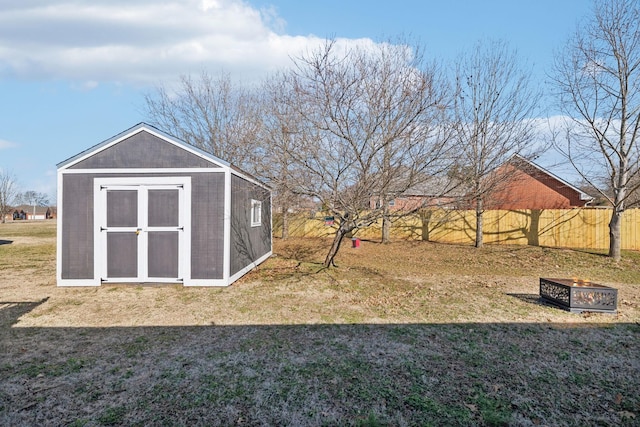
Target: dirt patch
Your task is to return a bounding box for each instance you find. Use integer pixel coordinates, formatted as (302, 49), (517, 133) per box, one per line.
(1, 223), (639, 426)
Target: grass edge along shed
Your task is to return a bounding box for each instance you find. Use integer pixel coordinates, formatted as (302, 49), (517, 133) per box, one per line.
(56, 123), (272, 287)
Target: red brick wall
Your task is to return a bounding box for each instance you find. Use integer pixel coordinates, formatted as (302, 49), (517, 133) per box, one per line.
(488, 165), (587, 210)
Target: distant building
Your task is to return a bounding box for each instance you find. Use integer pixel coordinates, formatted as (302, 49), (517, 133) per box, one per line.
(5, 205), (56, 221)
(370, 176), (462, 211)
(372, 155), (593, 211)
(486, 155), (593, 210)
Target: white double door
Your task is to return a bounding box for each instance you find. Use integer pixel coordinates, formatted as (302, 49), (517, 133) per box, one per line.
(96, 177), (190, 283)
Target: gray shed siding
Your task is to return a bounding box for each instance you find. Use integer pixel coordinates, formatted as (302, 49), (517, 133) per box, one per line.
(60, 172), (226, 281)
(69, 132), (220, 169)
(230, 174), (271, 275)
(191, 173), (225, 279)
(61, 174), (94, 279)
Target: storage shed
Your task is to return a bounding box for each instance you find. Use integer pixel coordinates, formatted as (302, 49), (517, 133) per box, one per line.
(56, 123), (272, 286)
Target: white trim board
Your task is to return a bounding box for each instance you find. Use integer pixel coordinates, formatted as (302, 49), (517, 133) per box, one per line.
(60, 168), (225, 174)
(226, 251), (273, 287)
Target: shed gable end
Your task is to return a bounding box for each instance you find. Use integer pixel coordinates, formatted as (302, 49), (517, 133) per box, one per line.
(69, 130), (220, 169)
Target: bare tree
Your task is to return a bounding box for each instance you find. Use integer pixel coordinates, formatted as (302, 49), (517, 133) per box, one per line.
(0, 170), (18, 223)
(551, 0), (640, 261)
(144, 71), (264, 173)
(279, 39), (451, 266)
(258, 74), (311, 240)
(451, 39), (542, 248)
(16, 190), (50, 219)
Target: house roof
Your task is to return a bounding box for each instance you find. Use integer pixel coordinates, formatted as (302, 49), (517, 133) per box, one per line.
(57, 122), (231, 170)
(401, 175), (466, 198)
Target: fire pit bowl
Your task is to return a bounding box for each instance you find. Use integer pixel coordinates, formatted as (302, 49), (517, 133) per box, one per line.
(539, 278), (618, 314)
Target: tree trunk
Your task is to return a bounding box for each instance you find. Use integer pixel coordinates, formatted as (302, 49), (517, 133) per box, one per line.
(608, 209), (622, 261)
(381, 204), (391, 244)
(421, 210), (432, 241)
(281, 207), (289, 240)
(475, 198), (484, 248)
(323, 221), (354, 267)
(527, 209), (541, 246)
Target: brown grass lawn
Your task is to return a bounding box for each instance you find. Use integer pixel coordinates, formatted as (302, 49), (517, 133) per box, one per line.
(1, 221), (639, 426)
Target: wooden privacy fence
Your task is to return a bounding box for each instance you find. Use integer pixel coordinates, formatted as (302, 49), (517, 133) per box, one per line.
(274, 208), (640, 251)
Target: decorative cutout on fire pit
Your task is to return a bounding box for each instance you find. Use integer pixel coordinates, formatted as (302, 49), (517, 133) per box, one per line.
(540, 281), (570, 304)
(572, 290), (617, 308)
(539, 278), (618, 314)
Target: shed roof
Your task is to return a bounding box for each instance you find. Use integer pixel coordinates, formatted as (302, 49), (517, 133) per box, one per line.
(57, 122), (231, 170)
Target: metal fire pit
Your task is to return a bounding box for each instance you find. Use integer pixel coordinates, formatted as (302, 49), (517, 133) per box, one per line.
(539, 278), (618, 314)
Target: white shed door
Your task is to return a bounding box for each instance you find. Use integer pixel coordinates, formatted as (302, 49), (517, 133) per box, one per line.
(98, 183), (186, 283)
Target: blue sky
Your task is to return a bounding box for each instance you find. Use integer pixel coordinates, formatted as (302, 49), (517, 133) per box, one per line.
(0, 0), (592, 201)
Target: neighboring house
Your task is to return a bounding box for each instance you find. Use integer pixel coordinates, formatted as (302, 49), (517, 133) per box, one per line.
(274, 193), (320, 215)
(370, 176), (463, 211)
(56, 123), (272, 287)
(375, 155), (592, 211)
(6, 205), (55, 221)
(486, 155), (593, 210)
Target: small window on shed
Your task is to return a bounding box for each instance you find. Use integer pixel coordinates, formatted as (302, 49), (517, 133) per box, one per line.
(251, 199), (262, 227)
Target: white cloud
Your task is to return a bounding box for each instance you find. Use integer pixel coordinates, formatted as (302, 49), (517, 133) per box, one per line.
(0, 0), (364, 86)
(0, 139), (17, 150)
